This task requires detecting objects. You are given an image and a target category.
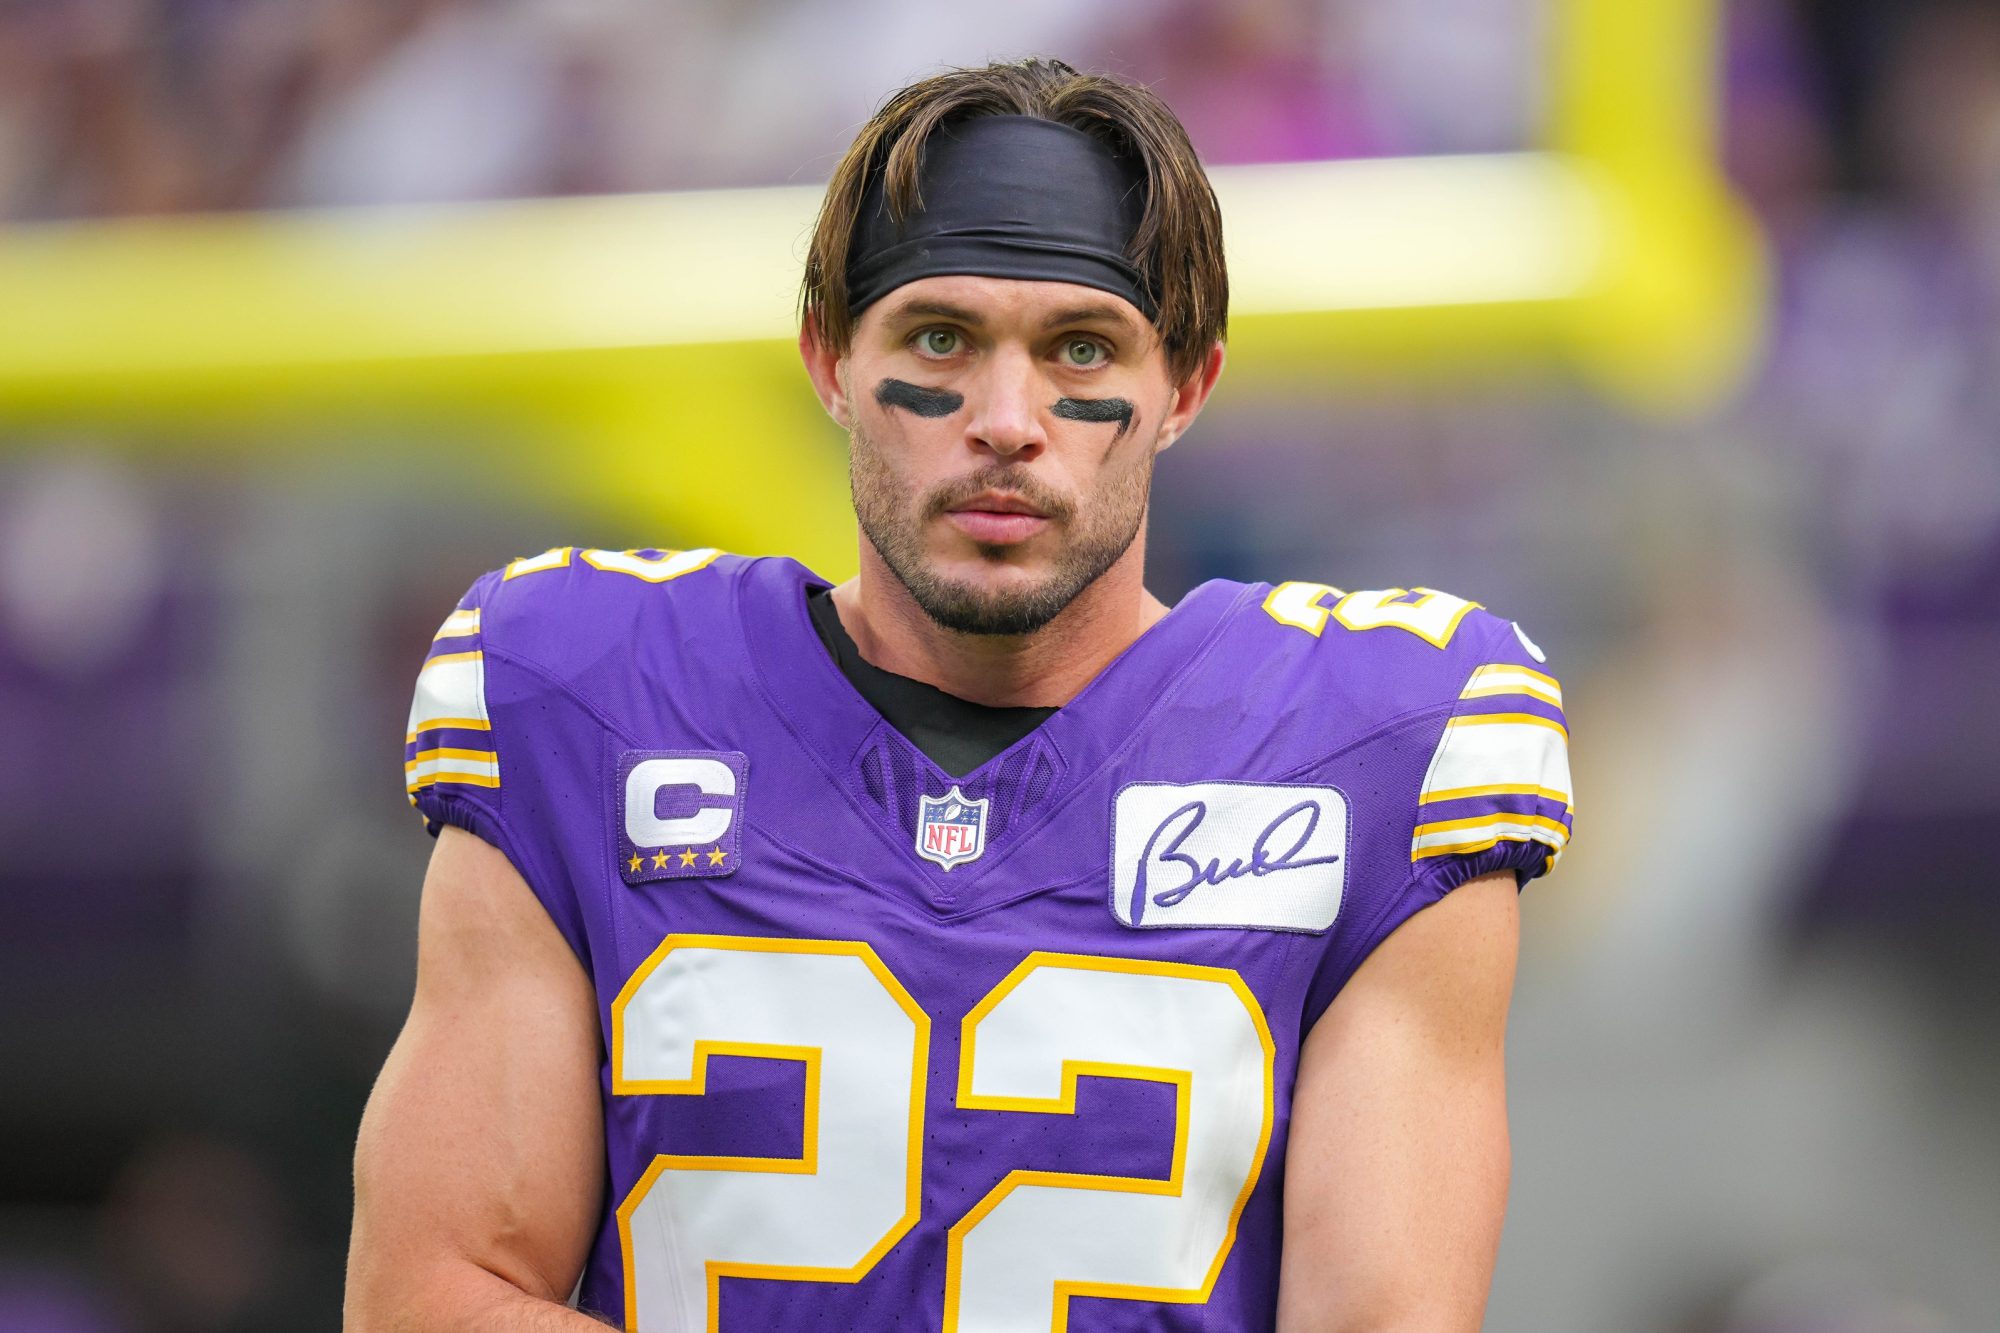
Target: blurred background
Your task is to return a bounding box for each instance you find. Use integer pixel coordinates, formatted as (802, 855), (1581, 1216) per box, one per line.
(2, 0), (1998, 1329)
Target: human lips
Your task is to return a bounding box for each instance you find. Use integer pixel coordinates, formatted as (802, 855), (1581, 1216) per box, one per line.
(944, 491), (1050, 544)
(950, 491), (1045, 518)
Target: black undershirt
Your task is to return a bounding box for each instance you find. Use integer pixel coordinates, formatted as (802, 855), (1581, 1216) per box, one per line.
(806, 586), (1056, 778)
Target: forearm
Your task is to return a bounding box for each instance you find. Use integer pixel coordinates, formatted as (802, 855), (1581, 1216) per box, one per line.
(346, 830), (608, 1332)
(345, 1070), (606, 1333)
(1278, 1255), (1494, 1333)
(344, 1256), (611, 1331)
(1279, 1311), (1475, 1333)
(1276, 1090), (1508, 1332)
(344, 1037), (603, 1333)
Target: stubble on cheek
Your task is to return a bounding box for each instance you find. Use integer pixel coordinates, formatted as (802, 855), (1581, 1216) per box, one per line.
(845, 398), (1157, 636)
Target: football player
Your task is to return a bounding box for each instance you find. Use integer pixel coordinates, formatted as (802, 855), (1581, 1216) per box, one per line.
(345, 57), (1572, 1332)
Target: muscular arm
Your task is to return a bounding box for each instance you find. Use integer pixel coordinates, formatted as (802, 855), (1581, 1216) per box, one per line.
(1276, 870), (1520, 1333)
(345, 827), (608, 1330)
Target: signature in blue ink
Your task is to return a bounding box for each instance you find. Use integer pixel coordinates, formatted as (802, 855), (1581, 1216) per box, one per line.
(1129, 798), (1341, 924)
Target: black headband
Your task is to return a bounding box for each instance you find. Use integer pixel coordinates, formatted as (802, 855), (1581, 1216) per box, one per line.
(844, 114), (1155, 322)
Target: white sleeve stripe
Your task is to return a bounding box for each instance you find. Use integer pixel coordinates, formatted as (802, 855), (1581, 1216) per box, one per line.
(405, 718), (491, 742)
(405, 747), (498, 771)
(406, 752), (500, 788)
(433, 607), (481, 640)
(1419, 718), (1572, 808)
(1464, 662), (1560, 692)
(1412, 826), (1566, 861)
(407, 753), (498, 780)
(1445, 710), (1566, 738)
(1419, 783), (1573, 810)
(407, 654), (490, 737)
(407, 772), (501, 792)
(1459, 663), (1562, 707)
(1415, 811), (1569, 840)
(1461, 680), (1562, 706)
(1413, 814), (1569, 859)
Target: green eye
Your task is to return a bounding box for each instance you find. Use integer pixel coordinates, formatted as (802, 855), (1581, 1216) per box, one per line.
(1064, 339), (1103, 366)
(921, 329), (959, 356)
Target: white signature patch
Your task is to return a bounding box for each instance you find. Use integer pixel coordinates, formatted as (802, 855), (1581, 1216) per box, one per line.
(1111, 781), (1348, 932)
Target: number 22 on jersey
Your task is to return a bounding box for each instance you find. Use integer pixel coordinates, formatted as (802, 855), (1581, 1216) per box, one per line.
(612, 936), (1277, 1332)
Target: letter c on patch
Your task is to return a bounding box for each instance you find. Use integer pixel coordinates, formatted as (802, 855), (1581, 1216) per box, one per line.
(625, 757), (736, 847)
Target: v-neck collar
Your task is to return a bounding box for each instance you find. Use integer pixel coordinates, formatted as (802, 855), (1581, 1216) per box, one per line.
(744, 558), (1242, 784)
(804, 586), (1055, 778)
(738, 560), (1249, 912)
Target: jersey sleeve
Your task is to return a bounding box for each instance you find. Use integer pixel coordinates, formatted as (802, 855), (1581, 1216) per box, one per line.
(405, 575), (504, 843)
(1304, 611), (1572, 1027)
(402, 568), (591, 963)
(1406, 616), (1573, 894)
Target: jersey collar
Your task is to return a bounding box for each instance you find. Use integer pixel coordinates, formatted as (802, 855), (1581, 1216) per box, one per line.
(737, 557), (1249, 909)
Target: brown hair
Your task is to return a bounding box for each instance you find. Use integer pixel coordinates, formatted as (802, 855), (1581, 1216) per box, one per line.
(802, 58), (1227, 384)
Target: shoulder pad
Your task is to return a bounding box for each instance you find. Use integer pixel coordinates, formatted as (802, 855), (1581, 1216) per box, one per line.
(1253, 581), (1573, 873)
(472, 545), (742, 667)
(1256, 581), (1550, 704)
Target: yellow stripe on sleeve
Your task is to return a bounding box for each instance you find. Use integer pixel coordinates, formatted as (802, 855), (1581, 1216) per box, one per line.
(1444, 710), (1567, 739)
(404, 747), (499, 771)
(406, 717), (493, 742)
(1411, 829), (1563, 861)
(1418, 782), (1575, 810)
(1411, 812), (1570, 861)
(1459, 663), (1563, 707)
(407, 772), (503, 792)
(433, 607), (482, 640)
(1413, 811), (1571, 839)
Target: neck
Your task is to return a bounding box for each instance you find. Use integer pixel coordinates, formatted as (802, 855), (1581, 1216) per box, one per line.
(830, 541), (1170, 708)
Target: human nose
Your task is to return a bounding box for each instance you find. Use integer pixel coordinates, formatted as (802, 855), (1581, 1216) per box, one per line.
(963, 348), (1048, 460)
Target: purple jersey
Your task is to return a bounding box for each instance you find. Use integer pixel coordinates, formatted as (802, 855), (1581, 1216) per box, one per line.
(403, 549), (1572, 1332)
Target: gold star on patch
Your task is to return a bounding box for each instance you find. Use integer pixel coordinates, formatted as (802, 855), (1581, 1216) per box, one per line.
(652, 850), (671, 870)
(678, 848), (698, 868)
(627, 853), (643, 874)
(706, 847), (727, 866)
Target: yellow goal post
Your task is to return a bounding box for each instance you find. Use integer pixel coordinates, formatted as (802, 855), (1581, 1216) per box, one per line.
(0, 0), (1762, 576)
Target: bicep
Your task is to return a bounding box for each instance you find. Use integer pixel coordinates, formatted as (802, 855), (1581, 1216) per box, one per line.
(348, 827), (604, 1317)
(1277, 870), (1520, 1333)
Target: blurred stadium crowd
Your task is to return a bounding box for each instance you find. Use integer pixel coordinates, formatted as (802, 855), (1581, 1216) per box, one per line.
(3, 1), (1999, 1330)
(0, 0), (1540, 215)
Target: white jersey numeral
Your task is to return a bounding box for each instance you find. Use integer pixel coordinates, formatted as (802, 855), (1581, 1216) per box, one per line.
(612, 937), (927, 1332)
(1330, 587), (1479, 646)
(1263, 581), (1480, 648)
(946, 954), (1276, 1331)
(612, 940), (1276, 1331)
(580, 547), (723, 582)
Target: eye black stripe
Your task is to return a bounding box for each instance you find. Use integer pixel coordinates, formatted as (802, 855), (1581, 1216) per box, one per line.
(1052, 396), (1135, 439)
(875, 379), (963, 418)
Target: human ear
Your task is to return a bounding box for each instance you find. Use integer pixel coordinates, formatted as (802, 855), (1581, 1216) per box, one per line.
(1155, 340), (1226, 451)
(798, 316), (853, 427)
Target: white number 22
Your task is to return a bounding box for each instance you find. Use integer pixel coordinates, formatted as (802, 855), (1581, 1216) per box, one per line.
(613, 937), (1276, 1332)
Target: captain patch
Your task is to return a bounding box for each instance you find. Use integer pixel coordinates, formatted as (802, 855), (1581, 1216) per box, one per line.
(618, 750), (746, 884)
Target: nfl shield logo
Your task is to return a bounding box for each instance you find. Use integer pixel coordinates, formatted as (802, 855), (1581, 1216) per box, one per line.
(916, 785), (990, 870)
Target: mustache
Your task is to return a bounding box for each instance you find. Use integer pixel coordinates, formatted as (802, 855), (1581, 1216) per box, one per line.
(921, 466), (1075, 524)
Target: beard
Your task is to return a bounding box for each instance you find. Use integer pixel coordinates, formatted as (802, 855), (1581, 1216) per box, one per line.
(849, 424), (1153, 637)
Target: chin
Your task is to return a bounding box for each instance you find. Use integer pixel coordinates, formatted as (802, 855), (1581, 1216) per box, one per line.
(907, 561), (1077, 637)
(934, 552), (1052, 595)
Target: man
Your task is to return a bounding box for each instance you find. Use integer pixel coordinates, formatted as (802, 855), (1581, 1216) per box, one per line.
(346, 58), (1572, 1332)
